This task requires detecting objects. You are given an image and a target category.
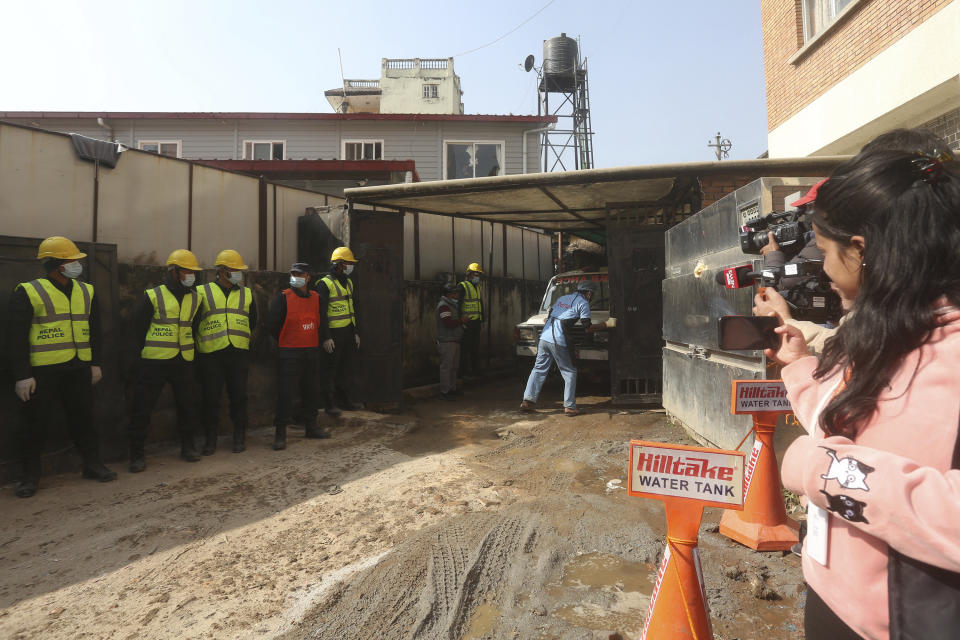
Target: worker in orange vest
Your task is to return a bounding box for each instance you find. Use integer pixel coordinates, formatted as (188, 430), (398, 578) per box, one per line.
(267, 263), (331, 450)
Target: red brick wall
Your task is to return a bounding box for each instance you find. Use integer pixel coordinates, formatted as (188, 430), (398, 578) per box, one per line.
(762, 0), (952, 132)
(700, 176), (759, 208)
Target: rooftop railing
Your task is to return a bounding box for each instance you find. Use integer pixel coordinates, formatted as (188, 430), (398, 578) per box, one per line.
(384, 58), (450, 70)
(345, 79), (380, 88)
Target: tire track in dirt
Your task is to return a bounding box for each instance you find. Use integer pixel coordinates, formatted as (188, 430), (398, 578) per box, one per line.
(299, 512), (537, 640)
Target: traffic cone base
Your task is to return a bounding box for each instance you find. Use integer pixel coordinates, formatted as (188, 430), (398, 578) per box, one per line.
(718, 410), (799, 551)
(719, 509), (799, 551)
(642, 500), (713, 640)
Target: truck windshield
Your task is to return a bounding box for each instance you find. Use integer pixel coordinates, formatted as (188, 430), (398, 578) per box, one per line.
(540, 275), (610, 313)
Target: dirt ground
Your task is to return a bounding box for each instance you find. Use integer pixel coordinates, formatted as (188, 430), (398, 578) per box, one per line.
(0, 376), (805, 640)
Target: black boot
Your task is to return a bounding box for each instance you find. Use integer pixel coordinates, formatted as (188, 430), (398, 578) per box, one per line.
(272, 424), (287, 450)
(15, 479), (38, 498)
(129, 443), (146, 473)
(82, 460), (118, 482)
(324, 405), (342, 418)
(180, 436), (201, 462)
(305, 418), (331, 439)
(232, 426), (246, 453)
(201, 427), (217, 456)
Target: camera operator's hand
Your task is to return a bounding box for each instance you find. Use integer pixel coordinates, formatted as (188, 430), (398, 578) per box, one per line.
(753, 289), (792, 321)
(763, 316), (811, 366)
(759, 232), (780, 256)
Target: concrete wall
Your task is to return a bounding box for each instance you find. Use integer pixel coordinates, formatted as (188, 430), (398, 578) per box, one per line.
(0, 122), (343, 270)
(402, 276), (549, 387)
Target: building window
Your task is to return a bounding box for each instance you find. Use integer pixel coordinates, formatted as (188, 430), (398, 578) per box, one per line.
(343, 140), (384, 161)
(801, 0), (854, 42)
(243, 140), (285, 160)
(138, 140), (181, 158)
(423, 84), (439, 99)
(444, 141), (504, 179)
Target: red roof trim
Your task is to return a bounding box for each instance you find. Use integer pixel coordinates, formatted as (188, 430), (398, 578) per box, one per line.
(0, 111), (556, 124)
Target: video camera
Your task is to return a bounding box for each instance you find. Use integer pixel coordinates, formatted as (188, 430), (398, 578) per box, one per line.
(739, 209), (812, 255)
(758, 261), (843, 325)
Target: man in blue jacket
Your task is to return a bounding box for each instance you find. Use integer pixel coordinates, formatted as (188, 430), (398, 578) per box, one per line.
(519, 280), (604, 416)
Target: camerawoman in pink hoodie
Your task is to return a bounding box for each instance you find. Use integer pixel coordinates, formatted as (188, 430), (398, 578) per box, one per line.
(767, 147), (960, 639)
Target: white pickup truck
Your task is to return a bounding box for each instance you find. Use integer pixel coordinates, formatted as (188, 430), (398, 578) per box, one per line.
(514, 269), (611, 365)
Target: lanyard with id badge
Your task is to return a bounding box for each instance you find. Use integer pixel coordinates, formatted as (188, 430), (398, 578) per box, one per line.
(805, 376), (846, 566)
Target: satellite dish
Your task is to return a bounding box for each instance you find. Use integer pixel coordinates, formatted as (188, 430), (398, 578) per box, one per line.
(524, 54), (535, 72)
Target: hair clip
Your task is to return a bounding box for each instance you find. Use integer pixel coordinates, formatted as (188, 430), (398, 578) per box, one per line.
(910, 152), (948, 184)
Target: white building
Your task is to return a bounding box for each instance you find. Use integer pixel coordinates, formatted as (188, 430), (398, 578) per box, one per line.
(325, 58), (464, 116)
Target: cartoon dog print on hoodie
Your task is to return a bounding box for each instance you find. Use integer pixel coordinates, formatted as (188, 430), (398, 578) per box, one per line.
(820, 447), (874, 491)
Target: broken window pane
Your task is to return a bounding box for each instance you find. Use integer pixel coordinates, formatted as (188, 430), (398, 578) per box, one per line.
(272, 142), (284, 160)
(475, 144), (502, 177)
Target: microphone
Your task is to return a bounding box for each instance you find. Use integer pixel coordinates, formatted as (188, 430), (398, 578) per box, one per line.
(715, 265), (756, 289)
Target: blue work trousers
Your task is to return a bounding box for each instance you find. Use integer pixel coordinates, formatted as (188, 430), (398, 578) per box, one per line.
(522, 339), (577, 408)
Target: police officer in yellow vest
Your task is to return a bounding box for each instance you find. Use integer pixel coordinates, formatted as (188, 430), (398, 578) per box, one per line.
(316, 247), (361, 416)
(194, 250), (257, 455)
(9, 237), (117, 498)
(457, 262), (484, 376)
(128, 249), (203, 472)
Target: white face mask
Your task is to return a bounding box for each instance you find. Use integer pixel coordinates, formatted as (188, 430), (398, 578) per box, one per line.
(181, 273), (196, 288)
(343, 264), (355, 275)
(290, 276), (306, 289)
(469, 276), (480, 285)
(227, 271), (243, 285)
(62, 261), (83, 279)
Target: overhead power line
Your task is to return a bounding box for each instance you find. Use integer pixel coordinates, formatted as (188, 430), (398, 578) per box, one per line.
(452, 0), (558, 58)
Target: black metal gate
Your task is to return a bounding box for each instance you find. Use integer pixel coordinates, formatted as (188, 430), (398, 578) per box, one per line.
(607, 223), (665, 404)
(348, 207), (404, 408)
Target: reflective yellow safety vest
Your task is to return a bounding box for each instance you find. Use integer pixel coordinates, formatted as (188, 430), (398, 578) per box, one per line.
(459, 280), (483, 321)
(142, 285), (199, 361)
(19, 278), (93, 367)
(320, 275), (356, 329)
(196, 283), (252, 353)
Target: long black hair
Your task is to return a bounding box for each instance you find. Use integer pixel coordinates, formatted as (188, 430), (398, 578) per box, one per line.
(813, 149), (960, 437)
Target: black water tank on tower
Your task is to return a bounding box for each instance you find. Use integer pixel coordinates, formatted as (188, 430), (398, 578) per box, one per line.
(542, 33), (578, 92)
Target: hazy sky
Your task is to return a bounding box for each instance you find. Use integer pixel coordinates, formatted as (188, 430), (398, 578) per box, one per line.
(1, 0), (768, 166)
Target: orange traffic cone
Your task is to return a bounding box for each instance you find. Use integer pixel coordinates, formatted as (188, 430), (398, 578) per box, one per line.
(642, 500), (712, 640)
(719, 414), (799, 551)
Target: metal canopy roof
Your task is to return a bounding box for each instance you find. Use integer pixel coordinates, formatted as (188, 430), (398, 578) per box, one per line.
(344, 157), (850, 232)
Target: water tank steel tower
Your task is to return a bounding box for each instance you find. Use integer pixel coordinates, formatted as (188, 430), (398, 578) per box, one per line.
(529, 34), (595, 171)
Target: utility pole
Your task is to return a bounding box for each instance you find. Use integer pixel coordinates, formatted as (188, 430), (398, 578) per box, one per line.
(708, 132), (732, 161)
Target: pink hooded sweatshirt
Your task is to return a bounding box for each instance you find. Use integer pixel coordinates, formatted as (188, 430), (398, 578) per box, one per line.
(780, 306), (960, 639)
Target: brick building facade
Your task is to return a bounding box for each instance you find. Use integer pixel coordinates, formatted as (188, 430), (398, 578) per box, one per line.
(762, 0), (960, 156)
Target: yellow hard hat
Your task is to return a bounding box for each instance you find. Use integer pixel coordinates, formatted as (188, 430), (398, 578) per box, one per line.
(215, 249), (248, 270)
(466, 262), (483, 274)
(331, 246), (357, 263)
(37, 236), (86, 260)
(166, 249), (201, 271)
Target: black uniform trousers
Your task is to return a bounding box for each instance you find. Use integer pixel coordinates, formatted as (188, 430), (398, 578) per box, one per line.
(321, 326), (357, 408)
(460, 319), (482, 375)
(128, 357), (199, 445)
(198, 348), (249, 433)
(18, 366), (101, 480)
(275, 351), (320, 427)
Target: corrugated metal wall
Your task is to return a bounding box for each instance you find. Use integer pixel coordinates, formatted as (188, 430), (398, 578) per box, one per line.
(402, 211), (552, 282)
(0, 122), (340, 270)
